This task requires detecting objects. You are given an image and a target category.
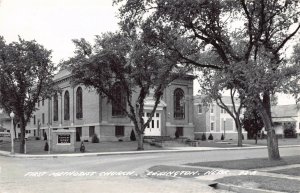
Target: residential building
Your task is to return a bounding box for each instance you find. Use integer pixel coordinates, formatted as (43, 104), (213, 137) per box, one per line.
(271, 104), (300, 136)
(193, 95), (247, 140)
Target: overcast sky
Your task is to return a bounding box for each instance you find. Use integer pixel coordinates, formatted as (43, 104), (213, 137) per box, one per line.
(0, 0), (119, 64)
(0, 0), (296, 104)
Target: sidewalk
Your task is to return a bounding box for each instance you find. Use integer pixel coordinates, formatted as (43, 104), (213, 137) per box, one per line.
(1, 144), (299, 158)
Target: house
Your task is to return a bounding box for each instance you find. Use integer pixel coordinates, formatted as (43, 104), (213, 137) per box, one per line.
(25, 69), (195, 141)
(193, 95), (247, 140)
(271, 104), (300, 136)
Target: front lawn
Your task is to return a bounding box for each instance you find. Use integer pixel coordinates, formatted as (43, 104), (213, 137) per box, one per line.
(187, 156), (300, 170)
(216, 175), (300, 193)
(270, 167), (300, 176)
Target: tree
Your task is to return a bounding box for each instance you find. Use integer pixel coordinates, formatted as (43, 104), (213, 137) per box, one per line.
(199, 69), (245, 146)
(65, 32), (188, 150)
(242, 106), (264, 144)
(115, 0), (300, 160)
(0, 37), (56, 153)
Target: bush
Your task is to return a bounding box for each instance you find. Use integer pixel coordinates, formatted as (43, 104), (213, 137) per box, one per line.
(44, 142), (49, 151)
(208, 133), (213, 140)
(35, 137), (40, 140)
(84, 139), (89, 142)
(118, 139), (123, 142)
(284, 122), (297, 138)
(91, 134), (99, 143)
(221, 134), (224, 140)
(201, 133), (206, 141)
(242, 134), (244, 140)
(80, 142), (85, 153)
(130, 129), (136, 141)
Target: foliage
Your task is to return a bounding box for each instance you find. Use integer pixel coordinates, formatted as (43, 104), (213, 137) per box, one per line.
(91, 134), (99, 143)
(242, 106), (264, 139)
(221, 134), (224, 141)
(35, 137), (40, 140)
(208, 133), (213, 140)
(130, 129), (136, 141)
(64, 31), (189, 150)
(201, 133), (206, 141)
(0, 36), (56, 153)
(114, 0), (300, 160)
(44, 142), (49, 151)
(283, 122), (297, 138)
(80, 141), (85, 153)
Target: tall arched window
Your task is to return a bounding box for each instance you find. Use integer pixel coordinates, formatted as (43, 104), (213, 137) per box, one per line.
(76, 87), (83, 119)
(174, 88), (185, 119)
(112, 83), (126, 116)
(64, 91), (70, 120)
(53, 93), (58, 121)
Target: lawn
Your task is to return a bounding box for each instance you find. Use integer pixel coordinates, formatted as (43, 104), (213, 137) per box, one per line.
(270, 167), (300, 176)
(187, 156), (300, 170)
(216, 175), (300, 193)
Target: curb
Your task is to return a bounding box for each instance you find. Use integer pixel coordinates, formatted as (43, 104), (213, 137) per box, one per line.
(0, 145), (299, 159)
(216, 182), (285, 193)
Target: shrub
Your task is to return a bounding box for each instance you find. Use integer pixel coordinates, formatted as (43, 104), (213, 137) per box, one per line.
(201, 133), (206, 141)
(44, 142), (49, 151)
(208, 133), (213, 140)
(91, 134), (99, 143)
(84, 139), (89, 142)
(43, 132), (47, 141)
(242, 134), (244, 140)
(35, 137), (40, 140)
(284, 122), (297, 138)
(130, 129), (136, 141)
(118, 139), (123, 142)
(221, 134), (224, 140)
(80, 142), (85, 153)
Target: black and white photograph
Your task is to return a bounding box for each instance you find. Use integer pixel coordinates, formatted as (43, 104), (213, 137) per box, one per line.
(0, 0), (300, 192)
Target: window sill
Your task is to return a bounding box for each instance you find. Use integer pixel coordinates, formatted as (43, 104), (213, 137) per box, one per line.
(112, 115), (126, 118)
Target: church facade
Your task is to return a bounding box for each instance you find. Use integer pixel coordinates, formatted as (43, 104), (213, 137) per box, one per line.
(26, 69), (195, 141)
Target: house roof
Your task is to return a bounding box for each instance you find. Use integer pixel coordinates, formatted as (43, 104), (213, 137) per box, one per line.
(271, 104), (299, 118)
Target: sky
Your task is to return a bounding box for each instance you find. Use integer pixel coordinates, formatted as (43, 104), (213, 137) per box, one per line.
(0, 0), (119, 63)
(0, 0), (296, 105)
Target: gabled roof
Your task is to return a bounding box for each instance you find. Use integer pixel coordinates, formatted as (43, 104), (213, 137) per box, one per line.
(271, 104), (299, 118)
(53, 68), (72, 81)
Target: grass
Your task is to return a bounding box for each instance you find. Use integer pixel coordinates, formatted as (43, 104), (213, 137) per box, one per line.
(270, 167), (300, 176)
(216, 175), (300, 193)
(187, 156), (300, 170)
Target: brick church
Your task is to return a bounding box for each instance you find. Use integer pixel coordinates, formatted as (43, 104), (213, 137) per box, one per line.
(26, 69), (195, 141)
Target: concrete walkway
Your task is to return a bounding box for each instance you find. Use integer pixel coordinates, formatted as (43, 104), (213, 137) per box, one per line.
(1, 144), (300, 158)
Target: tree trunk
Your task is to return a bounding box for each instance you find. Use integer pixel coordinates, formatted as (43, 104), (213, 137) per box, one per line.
(267, 129), (280, 160)
(258, 93), (280, 160)
(19, 116), (26, 153)
(137, 133), (144, 151)
(235, 119), (243, 147)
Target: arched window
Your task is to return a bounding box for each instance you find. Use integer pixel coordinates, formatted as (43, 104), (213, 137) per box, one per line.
(53, 93), (58, 121)
(76, 87), (83, 119)
(64, 91), (70, 120)
(174, 88), (185, 119)
(112, 83), (126, 116)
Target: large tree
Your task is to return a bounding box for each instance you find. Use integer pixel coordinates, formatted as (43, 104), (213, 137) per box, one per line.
(199, 68), (245, 146)
(65, 32), (188, 150)
(115, 0), (300, 160)
(0, 37), (56, 153)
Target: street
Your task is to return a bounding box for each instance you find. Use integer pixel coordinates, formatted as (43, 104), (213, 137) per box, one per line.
(0, 147), (300, 193)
